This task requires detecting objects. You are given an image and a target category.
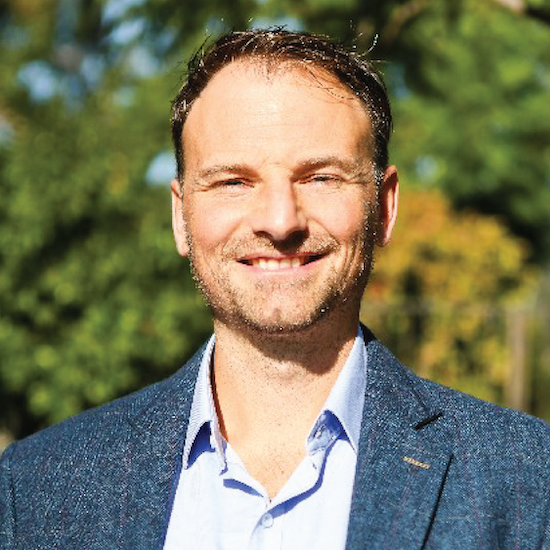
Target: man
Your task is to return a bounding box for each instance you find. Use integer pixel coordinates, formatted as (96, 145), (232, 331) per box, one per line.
(1, 29), (550, 550)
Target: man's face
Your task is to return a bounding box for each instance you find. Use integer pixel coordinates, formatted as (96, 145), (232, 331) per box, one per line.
(172, 61), (398, 334)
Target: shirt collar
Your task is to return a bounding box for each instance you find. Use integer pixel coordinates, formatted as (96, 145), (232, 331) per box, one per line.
(181, 335), (226, 471)
(314, 325), (367, 454)
(181, 326), (368, 469)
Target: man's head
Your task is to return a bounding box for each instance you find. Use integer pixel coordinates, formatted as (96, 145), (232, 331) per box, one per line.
(171, 29), (393, 188)
(170, 30), (398, 336)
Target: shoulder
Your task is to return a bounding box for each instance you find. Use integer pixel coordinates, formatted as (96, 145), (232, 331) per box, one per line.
(1, 344), (205, 472)
(364, 330), (550, 461)
(409, 357), (550, 454)
(350, 327), (550, 550)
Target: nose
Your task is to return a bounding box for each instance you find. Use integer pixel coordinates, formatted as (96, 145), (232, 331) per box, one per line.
(249, 180), (307, 242)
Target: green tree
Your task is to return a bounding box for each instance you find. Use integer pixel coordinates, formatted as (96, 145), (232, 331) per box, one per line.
(2, 0), (549, 441)
(0, 0), (254, 438)
(362, 189), (539, 409)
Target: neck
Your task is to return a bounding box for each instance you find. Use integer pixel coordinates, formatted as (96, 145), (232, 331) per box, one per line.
(211, 312), (358, 442)
(209, 312), (359, 498)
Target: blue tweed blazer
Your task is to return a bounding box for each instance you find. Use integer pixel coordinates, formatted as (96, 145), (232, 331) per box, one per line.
(2, 327), (550, 549)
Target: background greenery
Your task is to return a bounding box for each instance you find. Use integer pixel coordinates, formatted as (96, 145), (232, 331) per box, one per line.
(1, 0), (549, 442)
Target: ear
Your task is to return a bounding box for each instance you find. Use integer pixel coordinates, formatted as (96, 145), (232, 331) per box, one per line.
(377, 166), (399, 247)
(171, 179), (190, 257)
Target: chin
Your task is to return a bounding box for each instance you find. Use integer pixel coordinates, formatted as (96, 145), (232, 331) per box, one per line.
(216, 295), (353, 337)
(242, 317), (323, 335)
(214, 310), (322, 335)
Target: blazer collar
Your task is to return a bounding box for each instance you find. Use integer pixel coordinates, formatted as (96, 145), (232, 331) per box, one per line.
(345, 326), (453, 550)
(120, 344), (205, 550)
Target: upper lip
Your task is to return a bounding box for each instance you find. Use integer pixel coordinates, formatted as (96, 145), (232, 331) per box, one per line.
(237, 253), (325, 265)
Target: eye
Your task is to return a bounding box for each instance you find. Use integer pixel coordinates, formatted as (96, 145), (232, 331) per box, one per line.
(303, 174), (343, 186)
(212, 178), (251, 192)
(221, 178), (246, 186)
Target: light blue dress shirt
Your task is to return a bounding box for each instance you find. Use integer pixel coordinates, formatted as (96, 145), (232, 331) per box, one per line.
(164, 328), (367, 550)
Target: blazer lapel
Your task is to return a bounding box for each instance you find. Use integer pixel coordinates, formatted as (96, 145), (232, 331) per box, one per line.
(346, 329), (453, 550)
(120, 348), (204, 550)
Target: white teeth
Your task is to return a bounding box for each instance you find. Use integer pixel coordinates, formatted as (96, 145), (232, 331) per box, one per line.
(279, 259), (291, 269)
(252, 258), (304, 270)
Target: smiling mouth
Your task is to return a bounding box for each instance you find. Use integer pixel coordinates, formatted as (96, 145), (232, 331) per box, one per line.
(239, 254), (324, 270)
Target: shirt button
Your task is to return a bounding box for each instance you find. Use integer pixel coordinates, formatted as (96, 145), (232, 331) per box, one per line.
(315, 426), (325, 439)
(261, 513), (274, 528)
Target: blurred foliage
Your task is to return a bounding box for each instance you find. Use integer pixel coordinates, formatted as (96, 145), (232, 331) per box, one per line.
(361, 189), (540, 408)
(0, 0), (243, 437)
(1, 0), (549, 439)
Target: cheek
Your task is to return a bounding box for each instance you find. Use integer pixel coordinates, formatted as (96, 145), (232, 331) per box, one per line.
(185, 200), (244, 253)
(313, 198), (371, 244)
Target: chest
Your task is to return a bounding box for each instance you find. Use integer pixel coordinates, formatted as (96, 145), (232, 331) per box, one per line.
(163, 436), (357, 550)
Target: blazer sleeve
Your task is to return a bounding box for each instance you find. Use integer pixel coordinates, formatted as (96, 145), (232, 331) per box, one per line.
(0, 444), (16, 550)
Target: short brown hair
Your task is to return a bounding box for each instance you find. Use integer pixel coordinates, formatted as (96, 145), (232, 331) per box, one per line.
(171, 29), (392, 184)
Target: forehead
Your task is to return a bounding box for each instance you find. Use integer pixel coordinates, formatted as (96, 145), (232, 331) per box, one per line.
(181, 60), (373, 171)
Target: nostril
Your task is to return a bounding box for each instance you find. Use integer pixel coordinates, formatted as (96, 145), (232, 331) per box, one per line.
(249, 184), (307, 240)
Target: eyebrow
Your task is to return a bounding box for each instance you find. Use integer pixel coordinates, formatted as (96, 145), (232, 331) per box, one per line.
(196, 164), (252, 181)
(294, 156), (364, 175)
(196, 156), (365, 181)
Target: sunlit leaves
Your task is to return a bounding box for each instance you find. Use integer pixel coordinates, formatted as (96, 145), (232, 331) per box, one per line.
(362, 189), (538, 405)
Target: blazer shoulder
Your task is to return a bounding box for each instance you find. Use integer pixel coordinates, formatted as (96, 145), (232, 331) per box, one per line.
(1, 343), (206, 469)
(365, 332), (550, 461)
(411, 360), (550, 448)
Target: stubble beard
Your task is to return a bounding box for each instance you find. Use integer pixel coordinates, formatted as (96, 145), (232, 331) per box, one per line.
(185, 208), (379, 336)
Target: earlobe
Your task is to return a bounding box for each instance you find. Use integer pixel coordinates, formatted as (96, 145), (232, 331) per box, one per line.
(171, 179), (190, 257)
(377, 166), (399, 247)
